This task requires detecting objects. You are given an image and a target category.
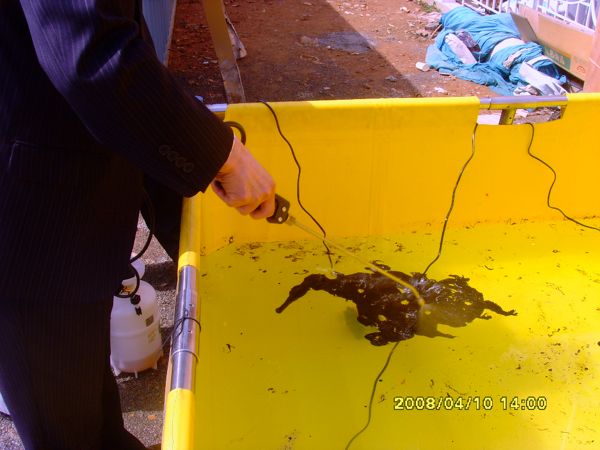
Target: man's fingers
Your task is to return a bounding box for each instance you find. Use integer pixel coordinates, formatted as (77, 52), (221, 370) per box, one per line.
(211, 137), (276, 219)
(210, 180), (228, 202)
(249, 197), (276, 220)
(235, 191), (275, 219)
(235, 202), (257, 216)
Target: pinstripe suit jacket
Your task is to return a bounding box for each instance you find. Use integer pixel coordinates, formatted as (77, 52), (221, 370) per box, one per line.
(0, 0), (233, 302)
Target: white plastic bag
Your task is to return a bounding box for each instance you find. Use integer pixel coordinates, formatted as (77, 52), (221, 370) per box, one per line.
(517, 62), (566, 96)
(444, 33), (477, 65)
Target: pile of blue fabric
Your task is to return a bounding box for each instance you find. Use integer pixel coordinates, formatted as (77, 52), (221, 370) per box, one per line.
(425, 7), (566, 95)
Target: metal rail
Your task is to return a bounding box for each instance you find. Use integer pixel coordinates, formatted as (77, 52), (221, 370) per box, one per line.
(479, 94), (568, 108)
(481, 95), (567, 123)
(207, 95), (569, 123)
(170, 265), (200, 391)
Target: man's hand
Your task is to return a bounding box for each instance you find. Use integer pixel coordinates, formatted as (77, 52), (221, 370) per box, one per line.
(211, 136), (276, 219)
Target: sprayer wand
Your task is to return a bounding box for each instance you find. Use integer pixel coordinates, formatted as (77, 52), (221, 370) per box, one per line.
(267, 194), (426, 307)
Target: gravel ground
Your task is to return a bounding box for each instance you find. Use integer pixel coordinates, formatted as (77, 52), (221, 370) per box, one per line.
(0, 219), (175, 449)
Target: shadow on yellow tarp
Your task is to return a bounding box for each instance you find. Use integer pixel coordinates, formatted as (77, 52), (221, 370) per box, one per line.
(166, 95), (600, 450)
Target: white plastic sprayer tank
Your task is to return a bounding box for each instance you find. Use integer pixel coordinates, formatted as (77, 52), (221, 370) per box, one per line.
(110, 258), (162, 377)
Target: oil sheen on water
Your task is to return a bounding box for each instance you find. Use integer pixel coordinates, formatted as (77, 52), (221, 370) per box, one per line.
(193, 219), (600, 450)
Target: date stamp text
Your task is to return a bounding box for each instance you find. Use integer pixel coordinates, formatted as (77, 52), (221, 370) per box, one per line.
(393, 395), (548, 411)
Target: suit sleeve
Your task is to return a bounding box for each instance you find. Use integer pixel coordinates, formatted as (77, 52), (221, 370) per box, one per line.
(18, 0), (232, 197)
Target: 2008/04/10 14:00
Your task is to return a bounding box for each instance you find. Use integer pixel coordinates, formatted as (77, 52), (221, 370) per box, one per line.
(393, 395), (548, 411)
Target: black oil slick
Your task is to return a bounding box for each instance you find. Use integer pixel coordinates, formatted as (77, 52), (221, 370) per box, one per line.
(276, 262), (517, 346)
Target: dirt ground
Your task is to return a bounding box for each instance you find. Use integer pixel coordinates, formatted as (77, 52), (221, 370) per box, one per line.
(0, 1), (508, 448)
(170, 0), (494, 102)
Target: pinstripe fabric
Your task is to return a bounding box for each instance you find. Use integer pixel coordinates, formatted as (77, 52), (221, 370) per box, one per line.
(0, 0), (233, 303)
(0, 299), (146, 450)
(0, 1), (233, 448)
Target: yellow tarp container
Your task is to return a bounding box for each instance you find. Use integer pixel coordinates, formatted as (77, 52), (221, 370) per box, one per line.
(164, 95), (600, 450)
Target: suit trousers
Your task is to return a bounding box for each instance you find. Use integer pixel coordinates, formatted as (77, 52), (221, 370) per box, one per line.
(0, 298), (147, 450)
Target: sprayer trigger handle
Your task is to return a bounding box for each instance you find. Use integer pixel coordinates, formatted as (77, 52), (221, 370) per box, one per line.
(267, 194), (290, 224)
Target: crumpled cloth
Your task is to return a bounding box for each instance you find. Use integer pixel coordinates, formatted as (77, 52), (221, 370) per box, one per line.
(515, 62), (566, 95)
(425, 7), (566, 96)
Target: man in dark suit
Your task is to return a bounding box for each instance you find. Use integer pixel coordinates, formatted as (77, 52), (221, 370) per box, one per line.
(0, 1), (275, 449)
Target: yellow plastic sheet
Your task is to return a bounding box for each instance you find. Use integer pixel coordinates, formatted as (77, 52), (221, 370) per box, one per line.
(169, 95), (600, 450)
(163, 388), (195, 450)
